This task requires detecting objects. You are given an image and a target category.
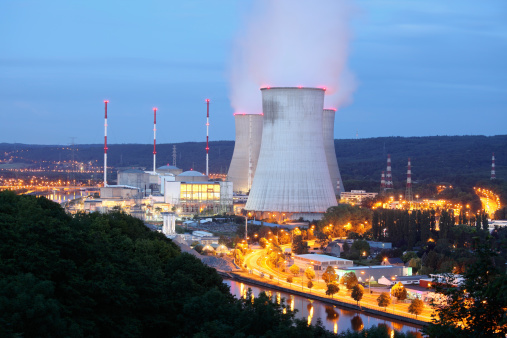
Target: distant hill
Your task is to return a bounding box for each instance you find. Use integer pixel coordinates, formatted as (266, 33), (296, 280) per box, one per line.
(1, 135), (506, 190)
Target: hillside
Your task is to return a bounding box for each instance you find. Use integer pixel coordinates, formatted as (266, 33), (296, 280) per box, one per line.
(2, 135), (505, 189)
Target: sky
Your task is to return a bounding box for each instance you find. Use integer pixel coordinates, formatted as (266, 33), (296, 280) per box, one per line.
(1, 0), (506, 145)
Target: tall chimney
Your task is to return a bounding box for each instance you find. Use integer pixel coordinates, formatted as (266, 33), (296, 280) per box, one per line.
(153, 107), (157, 173)
(205, 99), (210, 177)
(104, 100), (109, 187)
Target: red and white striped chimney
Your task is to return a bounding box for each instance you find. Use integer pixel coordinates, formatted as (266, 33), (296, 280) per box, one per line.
(380, 171), (385, 191)
(491, 153), (496, 180)
(153, 107), (157, 173)
(104, 100), (109, 187)
(386, 154), (393, 189)
(205, 99), (210, 177)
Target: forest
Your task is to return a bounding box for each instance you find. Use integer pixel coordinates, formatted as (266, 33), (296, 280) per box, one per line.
(2, 135), (506, 189)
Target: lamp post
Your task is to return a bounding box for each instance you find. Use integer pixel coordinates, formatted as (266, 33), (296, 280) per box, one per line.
(361, 271), (371, 294)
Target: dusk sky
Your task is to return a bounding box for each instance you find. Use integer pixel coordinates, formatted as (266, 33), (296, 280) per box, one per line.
(1, 0), (506, 145)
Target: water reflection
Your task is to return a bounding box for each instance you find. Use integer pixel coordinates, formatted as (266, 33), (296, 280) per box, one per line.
(225, 280), (422, 335)
(351, 315), (364, 331)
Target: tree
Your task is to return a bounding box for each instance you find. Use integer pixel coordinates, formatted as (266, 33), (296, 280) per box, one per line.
(377, 292), (391, 311)
(351, 284), (364, 306)
(423, 244), (507, 337)
(350, 240), (370, 257)
(291, 235), (309, 255)
(307, 281), (314, 293)
(391, 282), (407, 301)
(408, 299), (424, 318)
(286, 276), (293, 286)
(326, 283), (340, 299)
(259, 237), (268, 248)
(305, 267), (316, 282)
(289, 264), (300, 276)
(340, 272), (358, 290)
(322, 266), (337, 284)
(482, 212), (489, 231)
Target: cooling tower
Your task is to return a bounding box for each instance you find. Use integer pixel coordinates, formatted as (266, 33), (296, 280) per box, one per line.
(227, 113), (263, 194)
(245, 87), (338, 215)
(323, 108), (345, 195)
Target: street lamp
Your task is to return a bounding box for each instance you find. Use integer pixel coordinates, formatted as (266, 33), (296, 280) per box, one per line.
(361, 271), (371, 294)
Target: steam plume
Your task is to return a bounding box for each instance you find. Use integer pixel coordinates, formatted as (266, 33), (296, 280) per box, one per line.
(229, 0), (356, 114)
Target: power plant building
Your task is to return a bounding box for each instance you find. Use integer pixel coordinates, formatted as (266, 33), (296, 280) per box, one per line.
(323, 108), (345, 195)
(245, 87), (338, 220)
(164, 180), (233, 215)
(227, 113), (263, 194)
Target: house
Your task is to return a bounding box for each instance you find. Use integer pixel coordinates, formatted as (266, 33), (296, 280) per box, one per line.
(381, 257), (404, 266)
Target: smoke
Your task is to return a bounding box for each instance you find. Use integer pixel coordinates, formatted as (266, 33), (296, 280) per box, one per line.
(229, 0), (357, 114)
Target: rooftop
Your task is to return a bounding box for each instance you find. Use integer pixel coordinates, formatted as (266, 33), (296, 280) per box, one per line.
(178, 170), (206, 177)
(294, 254), (352, 263)
(158, 164), (179, 170)
(337, 265), (398, 270)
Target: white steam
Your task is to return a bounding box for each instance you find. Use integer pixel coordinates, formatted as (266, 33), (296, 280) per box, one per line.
(229, 0), (356, 114)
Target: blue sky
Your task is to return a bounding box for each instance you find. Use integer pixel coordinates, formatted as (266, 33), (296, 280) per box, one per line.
(1, 0), (506, 144)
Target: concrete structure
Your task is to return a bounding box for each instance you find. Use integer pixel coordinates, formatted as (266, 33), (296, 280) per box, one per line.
(100, 185), (141, 199)
(117, 169), (151, 191)
(293, 254), (353, 271)
(227, 113), (263, 194)
(156, 164), (183, 176)
(340, 190), (378, 204)
(176, 170), (208, 182)
(162, 212), (176, 235)
(323, 108), (344, 195)
(164, 181), (233, 215)
(245, 87), (337, 219)
(336, 265), (412, 284)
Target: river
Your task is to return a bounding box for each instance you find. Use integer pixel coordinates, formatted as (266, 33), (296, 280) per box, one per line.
(30, 188), (95, 204)
(224, 279), (423, 336)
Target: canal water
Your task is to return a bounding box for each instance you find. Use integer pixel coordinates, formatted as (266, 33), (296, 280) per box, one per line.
(224, 280), (422, 336)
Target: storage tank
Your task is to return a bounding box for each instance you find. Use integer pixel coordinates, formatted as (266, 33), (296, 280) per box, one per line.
(245, 87), (337, 216)
(323, 108), (345, 195)
(227, 113), (263, 194)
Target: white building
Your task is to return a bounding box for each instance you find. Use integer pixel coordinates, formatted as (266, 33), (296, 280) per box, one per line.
(340, 190), (378, 204)
(164, 180), (233, 215)
(293, 254), (353, 271)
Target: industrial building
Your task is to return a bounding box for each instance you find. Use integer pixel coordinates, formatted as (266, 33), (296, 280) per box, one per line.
(117, 169), (160, 195)
(336, 265), (412, 284)
(164, 178), (233, 215)
(323, 108), (344, 195)
(245, 87), (338, 220)
(227, 113), (263, 194)
(293, 254), (353, 271)
(340, 190), (378, 204)
(156, 164), (183, 176)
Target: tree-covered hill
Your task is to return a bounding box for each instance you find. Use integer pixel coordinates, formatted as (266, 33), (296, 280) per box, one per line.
(2, 135), (506, 189)
(1, 191), (366, 337)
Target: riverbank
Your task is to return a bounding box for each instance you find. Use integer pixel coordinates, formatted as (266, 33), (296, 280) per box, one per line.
(219, 271), (428, 327)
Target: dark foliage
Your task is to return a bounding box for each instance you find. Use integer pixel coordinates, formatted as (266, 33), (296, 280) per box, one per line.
(2, 191), (390, 337)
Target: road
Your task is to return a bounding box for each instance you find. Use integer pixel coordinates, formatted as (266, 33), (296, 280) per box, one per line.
(244, 248), (434, 322)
